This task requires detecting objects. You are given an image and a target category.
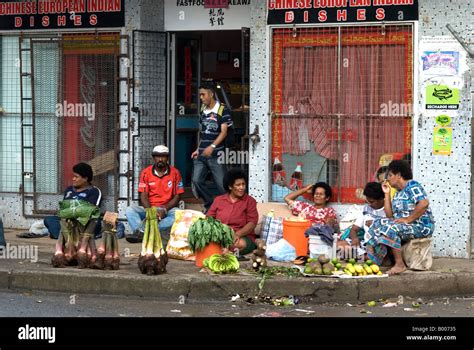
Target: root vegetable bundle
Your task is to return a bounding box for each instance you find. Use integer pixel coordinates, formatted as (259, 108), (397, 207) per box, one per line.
(52, 219), (82, 268)
(138, 207), (168, 275)
(93, 221), (120, 270)
(250, 239), (267, 271)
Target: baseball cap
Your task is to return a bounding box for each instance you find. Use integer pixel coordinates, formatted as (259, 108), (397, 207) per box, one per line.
(152, 145), (169, 156)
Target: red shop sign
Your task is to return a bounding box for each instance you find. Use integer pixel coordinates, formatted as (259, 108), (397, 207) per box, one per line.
(204, 0), (229, 8)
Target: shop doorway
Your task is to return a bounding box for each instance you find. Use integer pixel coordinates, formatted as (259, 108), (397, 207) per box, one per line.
(169, 29), (250, 197)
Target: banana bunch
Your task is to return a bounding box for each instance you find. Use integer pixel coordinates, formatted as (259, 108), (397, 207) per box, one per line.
(205, 253), (240, 274)
(343, 260), (382, 276)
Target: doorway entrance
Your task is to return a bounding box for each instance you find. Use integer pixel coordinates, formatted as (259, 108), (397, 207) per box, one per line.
(170, 29), (250, 198)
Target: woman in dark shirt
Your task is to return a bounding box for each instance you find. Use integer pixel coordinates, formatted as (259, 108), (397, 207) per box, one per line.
(207, 169), (259, 255)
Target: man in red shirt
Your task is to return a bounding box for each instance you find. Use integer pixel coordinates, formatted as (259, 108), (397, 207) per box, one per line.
(126, 145), (184, 244)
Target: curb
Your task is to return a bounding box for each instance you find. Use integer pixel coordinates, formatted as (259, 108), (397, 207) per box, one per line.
(3, 267), (474, 303)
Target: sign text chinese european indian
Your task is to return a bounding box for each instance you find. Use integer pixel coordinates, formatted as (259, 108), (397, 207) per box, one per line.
(267, 0), (418, 24)
(0, 0), (124, 30)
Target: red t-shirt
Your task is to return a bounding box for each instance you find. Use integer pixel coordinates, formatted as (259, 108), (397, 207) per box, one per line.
(138, 165), (184, 207)
(207, 193), (259, 242)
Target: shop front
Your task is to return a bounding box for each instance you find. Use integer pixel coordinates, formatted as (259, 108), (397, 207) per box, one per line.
(164, 1), (252, 192)
(0, 0), (127, 227)
(247, 0), (473, 258)
(267, 2), (417, 204)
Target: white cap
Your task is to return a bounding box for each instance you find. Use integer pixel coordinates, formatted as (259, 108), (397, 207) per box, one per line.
(152, 145), (169, 155)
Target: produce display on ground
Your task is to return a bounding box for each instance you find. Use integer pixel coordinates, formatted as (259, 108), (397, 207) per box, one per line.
(296, 255), (388, 278)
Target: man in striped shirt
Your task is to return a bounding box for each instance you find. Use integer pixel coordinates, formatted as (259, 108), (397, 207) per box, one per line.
(191, 82), (232, 212)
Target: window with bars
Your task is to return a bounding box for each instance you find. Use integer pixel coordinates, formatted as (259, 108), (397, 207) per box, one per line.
(270, 24), (413, 203)
(0, 33), (120, 213)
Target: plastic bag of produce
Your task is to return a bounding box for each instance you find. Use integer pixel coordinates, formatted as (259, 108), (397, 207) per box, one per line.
(166, 210), (205, 261)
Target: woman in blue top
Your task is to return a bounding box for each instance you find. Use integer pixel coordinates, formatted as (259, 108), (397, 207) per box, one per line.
(366, 160), (435, 275)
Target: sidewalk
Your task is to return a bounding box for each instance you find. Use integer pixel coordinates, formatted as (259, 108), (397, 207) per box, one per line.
(1, 228), (474, 303)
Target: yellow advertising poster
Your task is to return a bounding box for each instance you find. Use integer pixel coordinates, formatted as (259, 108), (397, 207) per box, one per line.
(433, 127), (452, 156)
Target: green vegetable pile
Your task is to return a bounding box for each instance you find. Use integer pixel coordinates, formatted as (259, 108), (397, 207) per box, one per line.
(188, 217), (234, 252)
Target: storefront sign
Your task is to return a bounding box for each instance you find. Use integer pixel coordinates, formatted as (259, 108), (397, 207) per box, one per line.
(0, 0), (124, 30)
(165, 0), (250, 30)
(267, 0), (418, 24)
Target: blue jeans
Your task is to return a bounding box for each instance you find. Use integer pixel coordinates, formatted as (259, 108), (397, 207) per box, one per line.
(192, 155), (227, 209)
(0, 219), (5, 247)
(125, 206), (176, 244)
(44, 216), (103, 239)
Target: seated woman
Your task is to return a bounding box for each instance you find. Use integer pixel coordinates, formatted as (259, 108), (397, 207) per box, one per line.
(284, 182), (337, 229)
(365, 160), (435, 275)
(207, 168), (259, 255)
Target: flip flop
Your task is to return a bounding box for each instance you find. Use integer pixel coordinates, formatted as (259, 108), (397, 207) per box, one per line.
(293, 255), (309, 265)
(16, 232), (48, 238)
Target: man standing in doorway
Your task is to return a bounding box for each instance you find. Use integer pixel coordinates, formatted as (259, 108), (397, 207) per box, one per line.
(126, 145), (184, 245)
(191, 81), (232, 212)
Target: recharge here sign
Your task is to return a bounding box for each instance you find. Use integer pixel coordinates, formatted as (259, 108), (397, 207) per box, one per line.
(0, 0), (124, 30)
(267, 0), (418, 24)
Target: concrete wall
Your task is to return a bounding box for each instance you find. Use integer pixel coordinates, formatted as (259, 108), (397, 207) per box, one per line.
(416, 0), (473, 258)
(248, 1), (270, 203)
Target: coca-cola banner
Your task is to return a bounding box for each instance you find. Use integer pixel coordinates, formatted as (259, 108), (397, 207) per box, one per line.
(267, 0), (418, 25)
(0, 0), (124, 30)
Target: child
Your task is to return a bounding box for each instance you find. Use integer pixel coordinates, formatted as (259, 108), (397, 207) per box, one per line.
(348, 182), (386, 249)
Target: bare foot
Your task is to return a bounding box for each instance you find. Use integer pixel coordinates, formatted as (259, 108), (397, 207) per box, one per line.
(387, 264), (406, 275)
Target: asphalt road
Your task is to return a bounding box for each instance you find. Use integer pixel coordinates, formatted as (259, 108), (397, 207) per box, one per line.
(0, 289), (473, 318)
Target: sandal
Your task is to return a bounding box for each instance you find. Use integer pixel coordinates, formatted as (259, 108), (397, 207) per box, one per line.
(293, 255), (309, 265)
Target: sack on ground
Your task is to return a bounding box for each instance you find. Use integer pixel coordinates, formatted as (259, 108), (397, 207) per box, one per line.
(265, 238), (296, 262)
(261, 215), (283, 245)
(402, 238), (433, 271)
(166, 209), (205, 261)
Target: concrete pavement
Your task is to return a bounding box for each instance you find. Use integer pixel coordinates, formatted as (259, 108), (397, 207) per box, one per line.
(1, 228), (474, 304)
